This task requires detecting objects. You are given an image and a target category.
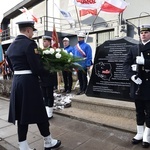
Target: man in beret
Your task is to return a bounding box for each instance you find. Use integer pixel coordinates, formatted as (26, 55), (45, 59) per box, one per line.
(124, 24), (150, 148)
(6, 21), (61, 150)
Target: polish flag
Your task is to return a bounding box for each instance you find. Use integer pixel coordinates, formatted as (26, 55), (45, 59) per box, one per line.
(51, 24), (60, 48)
(74, 0), (101, 9)
(32, 15), (38, 23)
(19, 7), (38, 22)
(101, 0), (129, 13)
(79, 9), (97, 17)
(19, 8), (26, 13)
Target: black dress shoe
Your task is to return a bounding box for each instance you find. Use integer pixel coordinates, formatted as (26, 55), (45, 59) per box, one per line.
(45, 140), (61, 150)
(66, 90), (71, 93)
(80, 91), (85, 95)
(76, 91), (85, 95)
(62, 89), (67, 93)
(76, 91), (81, 95)
(131, 138), (142, 144)
(142, 142), (150, 148)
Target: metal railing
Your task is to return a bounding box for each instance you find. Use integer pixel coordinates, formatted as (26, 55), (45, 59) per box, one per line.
(1, 15), (119, 43)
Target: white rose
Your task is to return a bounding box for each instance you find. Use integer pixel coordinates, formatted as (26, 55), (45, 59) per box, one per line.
(56, 48), (61, 52)
(43, 50), (51, 55)
(69, 52), (73, 56)
(63, 50), (68, 53)
(68, 58), (71, 62)
(49, 48), (55, 54)
(55, 53), (61, 59)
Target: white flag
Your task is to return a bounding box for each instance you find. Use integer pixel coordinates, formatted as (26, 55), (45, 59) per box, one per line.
(54, 3), (75, 25)
(73, 0), (101, 9)
(60, 10), (75, 24)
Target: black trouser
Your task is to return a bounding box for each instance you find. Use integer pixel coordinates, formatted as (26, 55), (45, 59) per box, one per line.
(62, 71), (72, 91)
(53, 72), (58, 90)
(135, 99), (150, 128)
(17, 121), (50, 142)
(77, 69), (87, 92)
(41, 86), (54, 107)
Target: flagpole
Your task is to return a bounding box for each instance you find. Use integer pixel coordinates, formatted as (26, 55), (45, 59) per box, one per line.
(75, 5), (81, 30)
(91, 8), (101, 30)
(85, 8), (101, 42)
(53, 0), (55, 26)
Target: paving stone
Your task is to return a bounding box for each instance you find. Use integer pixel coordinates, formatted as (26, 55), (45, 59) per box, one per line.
(0, 97), (144, 150)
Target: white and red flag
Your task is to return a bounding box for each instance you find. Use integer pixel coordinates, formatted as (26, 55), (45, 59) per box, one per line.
(73, 0), (101, 17)
(19, 7), (38, 22)
(79, 9), (97, 17)
(73, 0), (101, 9)
(101, 0), (129, 13)
(51, 24), (60, 48)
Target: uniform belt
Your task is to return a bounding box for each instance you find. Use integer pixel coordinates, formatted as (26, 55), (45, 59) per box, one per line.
(14, 70), (32, 75)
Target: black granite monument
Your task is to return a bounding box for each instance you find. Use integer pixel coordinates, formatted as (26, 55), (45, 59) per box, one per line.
(86, 36), (139, 101)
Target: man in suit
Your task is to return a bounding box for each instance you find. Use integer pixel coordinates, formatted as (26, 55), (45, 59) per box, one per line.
(62, 37), (73, 93)
(6, 21), (61, 150)
(124, 24), (150, 148)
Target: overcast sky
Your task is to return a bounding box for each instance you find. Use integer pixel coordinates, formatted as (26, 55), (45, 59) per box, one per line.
(0, 0), (23, 22)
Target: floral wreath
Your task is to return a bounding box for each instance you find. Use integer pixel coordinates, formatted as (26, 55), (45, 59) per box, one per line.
(38, 47), (85, 72)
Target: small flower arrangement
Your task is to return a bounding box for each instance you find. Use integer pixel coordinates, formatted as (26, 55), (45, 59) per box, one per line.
(38, 47), (84, 72)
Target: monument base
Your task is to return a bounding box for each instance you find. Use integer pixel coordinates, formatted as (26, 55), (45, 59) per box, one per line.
(54, 95), (136, 133)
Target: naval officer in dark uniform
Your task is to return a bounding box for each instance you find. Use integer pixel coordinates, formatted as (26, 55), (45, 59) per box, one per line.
(6, 21), (61, 150)
(41, 35), (55, 119)
(123, 24), (150, 148)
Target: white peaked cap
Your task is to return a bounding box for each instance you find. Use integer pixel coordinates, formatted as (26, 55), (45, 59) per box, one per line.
(63, 37), (69, 41)
(77, 32), (86, 38)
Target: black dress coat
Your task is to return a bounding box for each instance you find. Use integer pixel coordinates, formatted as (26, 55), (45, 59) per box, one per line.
(6, 35), (48, 124)
(123, 42), (150, 100)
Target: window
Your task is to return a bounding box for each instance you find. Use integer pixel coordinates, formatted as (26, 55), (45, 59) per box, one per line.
(97, 30), (114, 47)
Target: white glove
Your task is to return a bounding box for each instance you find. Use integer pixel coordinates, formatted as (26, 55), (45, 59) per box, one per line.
(136, 52), (145, 65)
(131, 64), (138, 72)
(131, 75), (142, 85)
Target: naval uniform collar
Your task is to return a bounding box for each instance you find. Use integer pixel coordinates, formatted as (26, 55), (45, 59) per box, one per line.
(142, 40), (150, 45)
(18, 33), (29, 39)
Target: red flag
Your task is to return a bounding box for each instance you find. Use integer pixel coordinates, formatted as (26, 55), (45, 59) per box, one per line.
(0, 29), (3, 33)
(51, 24), (60, 48)
(79, 9), (97, 17)
(101, 0), (128, 13)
